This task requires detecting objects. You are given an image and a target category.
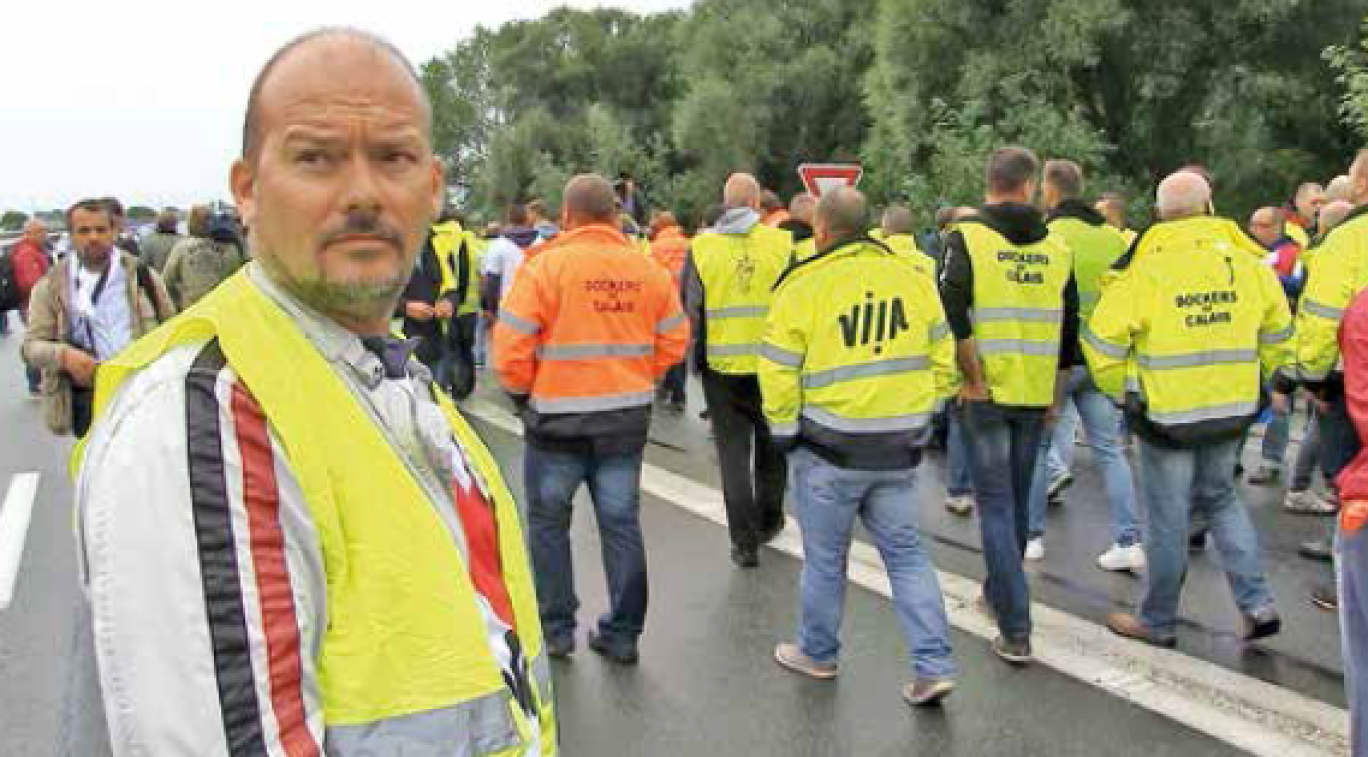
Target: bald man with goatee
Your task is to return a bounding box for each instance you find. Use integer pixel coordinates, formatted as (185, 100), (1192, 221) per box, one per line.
(683, 172), (796, 567)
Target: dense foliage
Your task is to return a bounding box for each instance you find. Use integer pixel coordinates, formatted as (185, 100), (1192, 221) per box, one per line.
(422, 0), (1367, 228)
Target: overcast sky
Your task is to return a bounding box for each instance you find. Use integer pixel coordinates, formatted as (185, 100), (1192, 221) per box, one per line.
(0, 0), (689, 213)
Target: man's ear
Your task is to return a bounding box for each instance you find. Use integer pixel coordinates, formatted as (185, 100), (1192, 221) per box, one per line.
(230, 158), (257, 230)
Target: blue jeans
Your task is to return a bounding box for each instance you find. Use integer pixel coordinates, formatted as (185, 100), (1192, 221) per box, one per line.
(1028, 367), (1140, 547)
(959, 401), (1045, 641)
(1136, 436), (1275, 638)
(789, 447), (956, 680)
(945, 410), (974, 497)
(1338, 521), (1368, 755)
(525, 445), (649, 650)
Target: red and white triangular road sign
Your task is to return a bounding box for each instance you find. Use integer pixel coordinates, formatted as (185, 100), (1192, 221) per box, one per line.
(798, 163), (863, 198)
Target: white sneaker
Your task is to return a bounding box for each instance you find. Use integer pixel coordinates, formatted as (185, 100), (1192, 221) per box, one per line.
(1024, 538), (1045, 561)
(945, 495), (975, 516)
(1097, 543), (1146, 573)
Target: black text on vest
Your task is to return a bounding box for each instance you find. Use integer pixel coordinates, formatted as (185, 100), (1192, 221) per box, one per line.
(839, 292), (910, 356)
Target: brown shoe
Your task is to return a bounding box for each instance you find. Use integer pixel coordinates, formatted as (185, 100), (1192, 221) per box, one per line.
(902, 678), (956, 707)
(774, 642), (838, 680)
(1106, 613), (1176, 648)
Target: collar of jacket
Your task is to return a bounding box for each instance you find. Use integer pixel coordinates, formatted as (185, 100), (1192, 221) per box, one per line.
(976, 202), (1050, 245)
(773, 235), (893, 291)
(1047, 199), (1107, 226)
(546, 223), (634, 250)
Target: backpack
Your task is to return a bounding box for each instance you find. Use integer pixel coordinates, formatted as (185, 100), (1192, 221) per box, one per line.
(0, 249), (18, 311)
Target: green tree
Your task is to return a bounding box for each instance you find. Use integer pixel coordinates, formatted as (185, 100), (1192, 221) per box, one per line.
(1328, 15), (1368, 141)
(0, 210), (29, 231)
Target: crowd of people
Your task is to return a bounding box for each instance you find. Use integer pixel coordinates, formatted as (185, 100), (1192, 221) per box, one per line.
(8, 24), (1368, 756)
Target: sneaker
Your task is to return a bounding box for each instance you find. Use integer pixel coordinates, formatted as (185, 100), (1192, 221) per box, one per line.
(774, 642), (838, 680)
(1024, 538), (1045, 561)
(945, 494), (975, 516)
(1240, 606), (1282, 642)
(1310, 583), (1339, 612)
(990, 636), (1033, 665)
(1106, 612), (1176, 648)
(1046, 472), (1074, 501)
(1246, 465), (1282, 486)
(1284, 489), (1338, 516)
(587, 630), (639, 665)
(1299, 538), (1334, 563)
(1097, 543), (1146, 573)
(902, 678), (956, 707)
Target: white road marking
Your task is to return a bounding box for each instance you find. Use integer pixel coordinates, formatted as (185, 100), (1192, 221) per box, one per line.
(0, 472), (40, 611)
(465, 398), (1349, 756)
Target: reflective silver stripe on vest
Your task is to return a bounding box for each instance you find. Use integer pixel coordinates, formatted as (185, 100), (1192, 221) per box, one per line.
(1301, 299), (1345, 321)
(802, 357), (930, 390)
(1148, 401), (1260, 425)
(327, 689), (522, 757)
(1082, 327), (1127, 359)
(801, 406), (931, 433)
(656, 312), (686, 334)
(973, 307), (1063, 324)
(498, 310), (540, 336)
(770, 420), (798, 438)
(929, 321), (950, 342)
(529, 390), (654, 413)
(761, 343), (803, 368)
(1135, 349), (1256, 370)
(707, 344), (760, 358)
(1260, 325), (1294, 345)
(536, 343), (653, 360)
(706, 306), (767, 319)
(530, 650), (552, 707)
(976, 338), (1059, 357)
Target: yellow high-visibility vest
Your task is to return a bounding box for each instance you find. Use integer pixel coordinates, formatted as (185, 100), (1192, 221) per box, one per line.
(692, 223), (793, 374)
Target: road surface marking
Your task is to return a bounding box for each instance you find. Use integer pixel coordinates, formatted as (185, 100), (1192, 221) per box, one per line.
(465, 398), (1348, 757)
(0, 472), (40, 611)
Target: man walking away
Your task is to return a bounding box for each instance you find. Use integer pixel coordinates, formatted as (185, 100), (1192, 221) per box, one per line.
(761, 187), (958, 707)
(650, 211), (690, 412)
(481, 203), (541, 316)
(1024, 159), (1141, 571)
(495, 174), (688, 664)
(161, 207), (248, 309)
(22, 198), (174, 437)
(9, 220), (51, 395)
(1091, 172), (1288, 648)
(140, 208), (183, 272)
(940, 147), (1078, 664)
(684, 173), (795, 567)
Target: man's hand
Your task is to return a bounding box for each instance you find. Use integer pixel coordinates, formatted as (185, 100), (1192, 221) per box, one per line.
(958, 382), (991, 404)
(434, 300), (455, 320)
(62, 346), (98, 388)
(404, 301), (435, 321)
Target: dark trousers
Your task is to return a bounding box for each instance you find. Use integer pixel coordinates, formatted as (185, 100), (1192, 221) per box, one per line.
(958, 400), (1046, 641)
(72, 386), (94, 438)
(660, 362), (686, 405)
(443, 313), (478, 401)
(701, 369), (787, 551)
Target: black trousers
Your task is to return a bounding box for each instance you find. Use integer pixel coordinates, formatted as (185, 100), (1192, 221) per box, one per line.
(701, 369), (787, 551)
(660, 361), (687, 404)
(445, 313), (479, 401)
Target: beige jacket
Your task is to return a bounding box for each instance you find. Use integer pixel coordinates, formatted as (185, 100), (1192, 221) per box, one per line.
(21, 252), (175, 435)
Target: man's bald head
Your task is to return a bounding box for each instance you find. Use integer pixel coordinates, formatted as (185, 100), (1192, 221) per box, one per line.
(1156, 172), (1212, 221)
(1350, 149), (1368, 206)
(562, 174), (619, 229)
(789, 192), (816, 224)
(723, 173), (762, 210)
(882, 205), (914, 236)
(1249, 206), (1284, 246)
(22, 218), (46, 243)
(242, 27), (430, 162)
(813, 187), (869, 250)
(1321, 200), (1355, 233)
(1327, 175), (1354, 203)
